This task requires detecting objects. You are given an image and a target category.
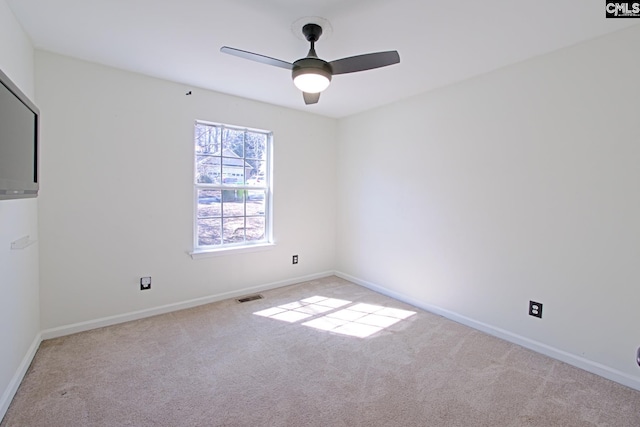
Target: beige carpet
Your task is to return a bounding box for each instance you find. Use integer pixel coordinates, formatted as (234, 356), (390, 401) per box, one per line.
(2, 276), (640, 426)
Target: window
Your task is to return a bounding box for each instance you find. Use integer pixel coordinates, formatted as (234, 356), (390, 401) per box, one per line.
(194, 121), (271, 251)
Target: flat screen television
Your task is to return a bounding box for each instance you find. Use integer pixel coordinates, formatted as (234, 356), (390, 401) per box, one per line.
(0, 67), (39, 200)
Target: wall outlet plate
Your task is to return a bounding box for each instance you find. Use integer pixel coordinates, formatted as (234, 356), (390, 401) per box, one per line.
(529, 300), (543, 318)
(140, 277), (151, 290)
(292, 255), (298, 264)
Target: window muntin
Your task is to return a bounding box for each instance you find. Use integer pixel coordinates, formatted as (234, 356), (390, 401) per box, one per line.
(194, 121), (271, 250)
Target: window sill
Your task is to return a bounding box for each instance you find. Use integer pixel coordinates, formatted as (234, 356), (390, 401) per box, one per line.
(189, 242), (276, 260)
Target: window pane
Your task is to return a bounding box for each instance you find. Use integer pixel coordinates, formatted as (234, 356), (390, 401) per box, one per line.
(223, 193), (245, 217)
(221, 188), (242, 204)
(196, 155), (221, 184)
(223, 217), (246, 244)
(247, 189), (265, 203)
(246, 217), (265, 242)
(222, 128), (244, 157)
(221, 155), (246, 185)
(245, 133), (267, 160)
(247, 194), (265, 216)
(246, 161), (265, 185)
(197, 190), (221, 217)
(198, 218), (222, 246)
(195, 124), (220, 154)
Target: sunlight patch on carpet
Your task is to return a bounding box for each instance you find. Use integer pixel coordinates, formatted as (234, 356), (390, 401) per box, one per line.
(253, 296), (350, 323)
(253, 296), (416, 338)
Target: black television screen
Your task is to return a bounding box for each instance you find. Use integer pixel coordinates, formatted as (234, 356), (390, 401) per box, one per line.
(0, 67), (39, 200)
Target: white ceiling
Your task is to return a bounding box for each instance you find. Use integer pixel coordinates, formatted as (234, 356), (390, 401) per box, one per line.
(7, 0), (638, 118)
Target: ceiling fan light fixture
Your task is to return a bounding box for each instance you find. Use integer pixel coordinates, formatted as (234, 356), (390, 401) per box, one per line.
(292, 58), (332, 93)
(293, 71), (331, 93)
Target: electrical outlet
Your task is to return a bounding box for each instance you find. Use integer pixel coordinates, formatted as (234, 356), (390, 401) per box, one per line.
(529, 300), (542, 318)
(140, 277), (151, 291)
(637, 347), (640, 367)
(292, 255), (298, 264)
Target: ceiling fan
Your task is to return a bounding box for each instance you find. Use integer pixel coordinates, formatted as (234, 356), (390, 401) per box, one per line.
(220, 23), (400, 105)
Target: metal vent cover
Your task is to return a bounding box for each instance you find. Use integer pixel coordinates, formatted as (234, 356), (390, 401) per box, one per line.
(236, 294), (264, 303)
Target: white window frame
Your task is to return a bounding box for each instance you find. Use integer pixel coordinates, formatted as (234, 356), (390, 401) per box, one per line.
(191, 120), (273, 257)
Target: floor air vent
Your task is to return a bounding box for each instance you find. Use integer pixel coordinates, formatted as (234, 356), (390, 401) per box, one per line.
(236, 294), (264, 303)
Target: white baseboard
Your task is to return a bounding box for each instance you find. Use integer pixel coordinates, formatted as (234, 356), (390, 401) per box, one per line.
(0, 332), (42, 422)
(335, 270), (640, 392)
(41, 271), (334, 340)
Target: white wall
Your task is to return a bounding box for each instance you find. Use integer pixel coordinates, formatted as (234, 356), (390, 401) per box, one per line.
(35, 51), (337, 330)
(0, 0), (40, 419)
(337, 25), (640, 385)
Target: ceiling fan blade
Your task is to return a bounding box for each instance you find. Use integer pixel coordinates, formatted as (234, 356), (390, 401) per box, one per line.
(303, 92), (320, 105)
(329, 51), (400, 75)
(220, 46), (293, 70)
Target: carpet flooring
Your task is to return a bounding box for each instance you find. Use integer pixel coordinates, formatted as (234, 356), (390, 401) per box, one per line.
(2, 276), (640, 426)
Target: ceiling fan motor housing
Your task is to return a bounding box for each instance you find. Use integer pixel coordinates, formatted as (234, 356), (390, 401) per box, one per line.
(292, 58), (332, 81)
